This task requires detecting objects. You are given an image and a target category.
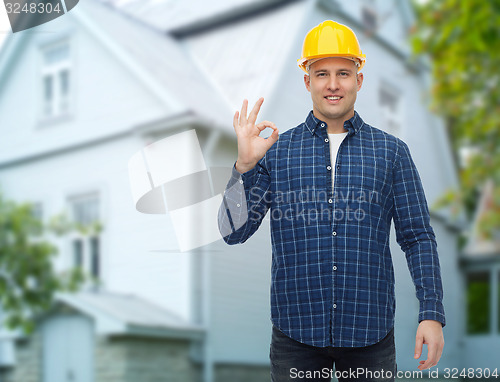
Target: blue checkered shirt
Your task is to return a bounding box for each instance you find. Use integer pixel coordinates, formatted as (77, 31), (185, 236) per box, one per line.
(218, 111), (445, 347)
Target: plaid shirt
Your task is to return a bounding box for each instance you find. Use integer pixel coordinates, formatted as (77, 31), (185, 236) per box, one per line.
(218, 111), (445, 347)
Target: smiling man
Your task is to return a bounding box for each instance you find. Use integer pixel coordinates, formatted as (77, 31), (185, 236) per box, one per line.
(218, 20), (445, 381)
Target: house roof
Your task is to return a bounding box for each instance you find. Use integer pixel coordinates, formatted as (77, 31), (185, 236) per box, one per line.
(179, 0), (306, 113)
(116, 0), (278, 33)
(77, 0), (234, 130)
(111, 0), (424, 120)
(56, 291), (204, 339)
(0, 0), (426, 135)
(0, 0), (235, 136)
(0, 291), (204, 341)
(111, 0), (308, 118)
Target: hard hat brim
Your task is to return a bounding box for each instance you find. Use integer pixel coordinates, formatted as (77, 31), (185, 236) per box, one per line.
(298, 54), (366, 74)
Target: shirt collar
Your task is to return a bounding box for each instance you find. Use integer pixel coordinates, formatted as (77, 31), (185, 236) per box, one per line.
(305, 110), (364, 136)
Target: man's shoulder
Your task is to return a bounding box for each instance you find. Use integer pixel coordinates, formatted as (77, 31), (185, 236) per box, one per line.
(359, 122), (409, 163)
(361, 122), (396, 140)
(360, 122), (405, 148)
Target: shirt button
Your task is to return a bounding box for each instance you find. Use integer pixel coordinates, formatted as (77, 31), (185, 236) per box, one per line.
(325, 138), (329, 143)
(333, 266), (337, 271)
(321, 123), (325, 127)
(239, 179), (243, 184)
(327, 166), (332, 171)
(328, 199), (333, 204)
(336, 165), (340, 170)
(236, 203), (241, 207)
(332, 231), (337, 236)
(333, 304), (337, 309)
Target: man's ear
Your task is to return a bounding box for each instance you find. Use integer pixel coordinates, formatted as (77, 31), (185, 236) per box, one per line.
(304, 74), (311, 92)
(356, 72), (364, 91)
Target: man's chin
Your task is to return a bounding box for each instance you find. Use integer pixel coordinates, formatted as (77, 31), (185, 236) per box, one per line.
(319, 109), (353, 121)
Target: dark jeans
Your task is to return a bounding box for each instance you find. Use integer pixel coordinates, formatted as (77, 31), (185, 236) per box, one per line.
(270, 326), (396, 382)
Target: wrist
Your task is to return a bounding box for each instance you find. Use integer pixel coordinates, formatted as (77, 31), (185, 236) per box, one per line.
(235, 160), (255, 174)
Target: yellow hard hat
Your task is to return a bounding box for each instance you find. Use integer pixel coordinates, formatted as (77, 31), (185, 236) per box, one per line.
(298, 20), (366, 73)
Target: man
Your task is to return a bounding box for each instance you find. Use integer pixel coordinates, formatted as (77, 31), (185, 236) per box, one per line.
(218, 21), (445, 381)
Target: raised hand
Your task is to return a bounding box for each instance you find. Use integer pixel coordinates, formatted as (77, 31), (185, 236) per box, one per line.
(233, 97), (279, 174)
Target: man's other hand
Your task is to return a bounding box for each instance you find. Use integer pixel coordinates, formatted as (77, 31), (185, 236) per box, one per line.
(414, 319), (444, 370)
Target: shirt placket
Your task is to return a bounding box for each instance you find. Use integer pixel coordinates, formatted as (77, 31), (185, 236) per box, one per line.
(317, 122), (348, 346)
(325, 124), (348, 346)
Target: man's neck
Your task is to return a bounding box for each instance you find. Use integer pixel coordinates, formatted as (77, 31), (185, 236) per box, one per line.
(314, 109), (354, 134)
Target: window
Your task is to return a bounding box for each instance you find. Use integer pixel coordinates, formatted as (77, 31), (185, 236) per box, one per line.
(68, 194), (101, 281)
(362, 7), (377, 32)
(73, 239), (83, 268)
(40, 42), (72, 119)
(90, 236), (100, 278)
(361, 0), (377, 32)
(71, 195), (99, 227)
(466, 271), (490, 334)
(30, 202), (43, 221)
(379, 83), (402, 136)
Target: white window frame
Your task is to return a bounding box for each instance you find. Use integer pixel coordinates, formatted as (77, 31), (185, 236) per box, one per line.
(379, 81), (403, 137)
(67, 193), (101, 285)
(30, 201), (44, 222)
(39, 39), (73, 121)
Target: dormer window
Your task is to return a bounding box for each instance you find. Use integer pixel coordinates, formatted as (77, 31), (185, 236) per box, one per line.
(361, 0), (378, 32)
(40, 41), (72, 120)
(379, 83), (402, 137)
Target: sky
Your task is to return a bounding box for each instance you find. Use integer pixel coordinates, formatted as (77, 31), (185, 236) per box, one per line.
(0, 2), (10, 47)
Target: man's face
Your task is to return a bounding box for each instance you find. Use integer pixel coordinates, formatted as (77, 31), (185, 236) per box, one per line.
(304, 57), (363, 124)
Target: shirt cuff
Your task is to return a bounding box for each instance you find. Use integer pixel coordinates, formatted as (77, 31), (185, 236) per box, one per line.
(221, 163), (251, 232)
(232, 162), (259, 187)
(418, 300), (446, 327)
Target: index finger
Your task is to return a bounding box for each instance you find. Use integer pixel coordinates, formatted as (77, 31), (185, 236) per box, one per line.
(233, 111), (240, 132)
(247, 97), (264, 125)
(419, 343), (438, 370)
(240, 99), (248, 126)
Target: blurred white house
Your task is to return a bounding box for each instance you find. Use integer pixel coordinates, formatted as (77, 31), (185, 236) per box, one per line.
(0, 0), (487, 381)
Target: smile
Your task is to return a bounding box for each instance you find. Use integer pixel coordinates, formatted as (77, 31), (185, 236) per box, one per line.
(325, 96), (342, 104)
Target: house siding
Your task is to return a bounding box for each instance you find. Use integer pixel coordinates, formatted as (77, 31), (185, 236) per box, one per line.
(0, 333), (42, 382)
(96, 336), (201, 382)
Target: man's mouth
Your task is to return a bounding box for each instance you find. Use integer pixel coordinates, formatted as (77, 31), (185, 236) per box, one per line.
(325, 95), (342, 104)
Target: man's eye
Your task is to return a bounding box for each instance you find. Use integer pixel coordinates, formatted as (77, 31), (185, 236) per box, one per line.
(317, 73), (327, 77)
(339, 72), (349, 77)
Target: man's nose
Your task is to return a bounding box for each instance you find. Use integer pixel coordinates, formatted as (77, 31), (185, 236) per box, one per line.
(327, 76), (340, 91)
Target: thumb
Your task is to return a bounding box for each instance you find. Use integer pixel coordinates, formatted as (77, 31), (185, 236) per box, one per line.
(414, 333), (423, 359)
